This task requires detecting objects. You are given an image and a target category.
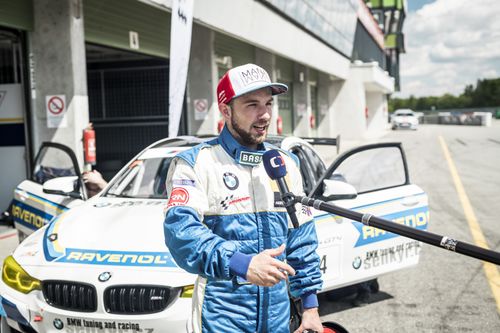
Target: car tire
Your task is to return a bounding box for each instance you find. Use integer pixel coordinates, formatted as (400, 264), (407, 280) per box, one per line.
(17, 230), (27, 243)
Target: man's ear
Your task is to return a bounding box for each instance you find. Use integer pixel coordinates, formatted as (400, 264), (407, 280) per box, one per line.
(219, 103), (231, 120)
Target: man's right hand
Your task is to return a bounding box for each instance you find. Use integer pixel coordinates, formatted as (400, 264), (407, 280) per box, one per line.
(246, 244), (295, 287)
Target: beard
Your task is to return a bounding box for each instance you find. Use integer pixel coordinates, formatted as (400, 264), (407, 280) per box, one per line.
(230, 116), (268, 147)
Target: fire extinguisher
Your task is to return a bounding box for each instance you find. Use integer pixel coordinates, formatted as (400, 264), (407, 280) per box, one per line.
(83, 123), (96, 167)
(217, 119), (225, 133)
(309, 114), (315, 129)
(276, 116), (283, 135)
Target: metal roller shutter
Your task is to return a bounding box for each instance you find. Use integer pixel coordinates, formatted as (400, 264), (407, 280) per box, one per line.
(214, 32), (255, 78)
(83, 0), (170, 58)
(276, 56), (294, 134)
(0, 0), (33, 30)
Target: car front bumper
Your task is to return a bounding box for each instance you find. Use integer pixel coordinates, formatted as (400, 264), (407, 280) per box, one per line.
(0, 285), (191, 333)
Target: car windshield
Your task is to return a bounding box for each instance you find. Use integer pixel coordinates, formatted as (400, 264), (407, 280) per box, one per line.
(105, 157), (173, 199)
(396, 112), (414, 117)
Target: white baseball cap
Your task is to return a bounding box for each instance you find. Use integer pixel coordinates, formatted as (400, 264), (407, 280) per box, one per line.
(217, 63), (288, 105)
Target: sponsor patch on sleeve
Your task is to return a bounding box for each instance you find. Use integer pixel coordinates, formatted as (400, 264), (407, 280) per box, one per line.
(172, 179), (196, 186)
(167, 187), (190, 208)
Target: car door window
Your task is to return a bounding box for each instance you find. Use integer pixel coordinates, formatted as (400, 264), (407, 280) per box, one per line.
(289, 146), (316, 195)
(330, 147), (406, 193)
(301, 144), (326, 182)
(32, 146), (78, 185)
(311, 143), (409, 198)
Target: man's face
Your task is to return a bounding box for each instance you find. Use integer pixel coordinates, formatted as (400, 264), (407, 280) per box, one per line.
(223, 88), (273, 149)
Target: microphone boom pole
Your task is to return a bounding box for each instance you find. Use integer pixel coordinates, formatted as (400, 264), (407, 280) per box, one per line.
(296, 195), (500, 266)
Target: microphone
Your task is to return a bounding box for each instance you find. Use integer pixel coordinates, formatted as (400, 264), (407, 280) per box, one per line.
(263, 150), (299, 228)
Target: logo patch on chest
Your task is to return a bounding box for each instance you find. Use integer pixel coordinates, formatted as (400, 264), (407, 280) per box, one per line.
(223, 172), (239, 190)
(238, 151), (262, 166)
(220, 195), (251, 210)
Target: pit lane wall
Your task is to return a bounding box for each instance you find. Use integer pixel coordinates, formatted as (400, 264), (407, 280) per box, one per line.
(419, 109), (494, 126)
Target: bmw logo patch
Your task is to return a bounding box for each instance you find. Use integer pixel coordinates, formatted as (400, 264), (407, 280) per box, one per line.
(352, 256), (362, 270)
(53, 318), (64, 330)
(223, 172), (239, 190)
(98, 272), (112, 282)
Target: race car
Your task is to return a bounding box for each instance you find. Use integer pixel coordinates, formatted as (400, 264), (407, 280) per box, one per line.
(0, 136), (428, 332)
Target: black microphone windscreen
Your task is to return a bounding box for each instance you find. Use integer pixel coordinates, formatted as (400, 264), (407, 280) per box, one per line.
(263, 149), (287, 180)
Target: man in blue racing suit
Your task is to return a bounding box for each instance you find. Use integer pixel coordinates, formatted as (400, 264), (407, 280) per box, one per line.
(164, 63), (323, 333)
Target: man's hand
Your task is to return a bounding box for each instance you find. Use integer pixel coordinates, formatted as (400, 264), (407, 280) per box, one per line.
(293, 307), (323, 333)
(246, 244), (295, 287)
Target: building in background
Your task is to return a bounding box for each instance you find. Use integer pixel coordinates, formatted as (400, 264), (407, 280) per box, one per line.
(0, 0), (405, 210)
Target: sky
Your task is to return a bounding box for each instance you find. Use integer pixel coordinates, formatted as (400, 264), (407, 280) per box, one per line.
(394, 0), (500, 98)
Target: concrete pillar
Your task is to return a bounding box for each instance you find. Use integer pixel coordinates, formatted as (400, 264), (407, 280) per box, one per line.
(187, 24), (218, 135)
(30, 0), (88, 167)
(317, 72), (335, 137)
(366, 91), (389, 137)
(333, 72), (367, 140)
(292, 63), (309, 137)
(255, 48), (278, 134)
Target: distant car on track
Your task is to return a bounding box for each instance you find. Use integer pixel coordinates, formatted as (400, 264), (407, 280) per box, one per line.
(1, 135), (429, 333)
(391, 109), (419, 130)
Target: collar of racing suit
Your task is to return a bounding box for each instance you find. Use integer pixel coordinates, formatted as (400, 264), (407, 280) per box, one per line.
(217, 126), (266, 166)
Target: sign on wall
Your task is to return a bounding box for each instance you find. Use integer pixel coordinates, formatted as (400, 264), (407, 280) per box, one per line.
(194, 98), (208, 120)
(46, 95), (67, 128)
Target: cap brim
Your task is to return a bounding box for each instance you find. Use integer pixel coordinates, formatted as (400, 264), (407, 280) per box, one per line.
(232, 82), (288, 101)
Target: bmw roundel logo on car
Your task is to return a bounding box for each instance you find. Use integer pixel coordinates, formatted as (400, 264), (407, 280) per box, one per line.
(98, 271), (112, 282)
(352, 256), (362, 270)
(53, 318), (64, 330)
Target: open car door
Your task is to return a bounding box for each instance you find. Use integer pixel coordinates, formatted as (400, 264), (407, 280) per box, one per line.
(309, 143), (429, 291)
(11, 142), (87, 241)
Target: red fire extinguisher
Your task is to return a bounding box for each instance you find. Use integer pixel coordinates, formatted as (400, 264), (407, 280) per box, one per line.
(309, 114), (316, 129)
(83, 123), (96, 166)
(276, 116), (283, 135)
(217, 118), (225, 133)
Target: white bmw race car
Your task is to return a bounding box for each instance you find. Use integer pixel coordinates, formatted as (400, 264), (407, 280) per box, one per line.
(1, 136), (428, 333)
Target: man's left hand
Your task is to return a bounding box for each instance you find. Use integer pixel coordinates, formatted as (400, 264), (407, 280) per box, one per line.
(293, 307), (323, 333)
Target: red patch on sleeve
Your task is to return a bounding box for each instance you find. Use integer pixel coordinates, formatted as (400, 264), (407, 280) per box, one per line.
(167, 187), (190, 208)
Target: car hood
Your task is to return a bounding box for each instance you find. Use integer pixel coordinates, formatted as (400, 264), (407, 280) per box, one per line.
(13, 197), (195, 286)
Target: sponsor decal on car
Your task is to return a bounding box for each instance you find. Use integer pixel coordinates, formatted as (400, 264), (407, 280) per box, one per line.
(354, 206), (429, 247)
(172, 179), (196, 186)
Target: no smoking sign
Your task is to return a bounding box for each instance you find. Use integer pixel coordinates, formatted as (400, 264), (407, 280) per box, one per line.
(46, 95), (67, 128)
(194, 98), (208, 120)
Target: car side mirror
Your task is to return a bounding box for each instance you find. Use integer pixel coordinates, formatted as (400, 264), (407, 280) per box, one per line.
(43, 176), (82, 199)
(321, 179), (358, 201)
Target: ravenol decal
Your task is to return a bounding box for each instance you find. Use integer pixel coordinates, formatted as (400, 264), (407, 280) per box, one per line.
(42, 220), (177, 267)
(11, 199), (55, 230)
(56, 249), (177, 267)
(353, 206), (429, 247)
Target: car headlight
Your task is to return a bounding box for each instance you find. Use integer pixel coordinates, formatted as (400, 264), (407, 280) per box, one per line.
(2, 255), (41, 294)
(180, 284), (194, 298)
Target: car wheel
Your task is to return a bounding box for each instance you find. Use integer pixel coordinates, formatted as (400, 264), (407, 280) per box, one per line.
(17, 230), (27, 243)
(369, 279), (379, 293)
